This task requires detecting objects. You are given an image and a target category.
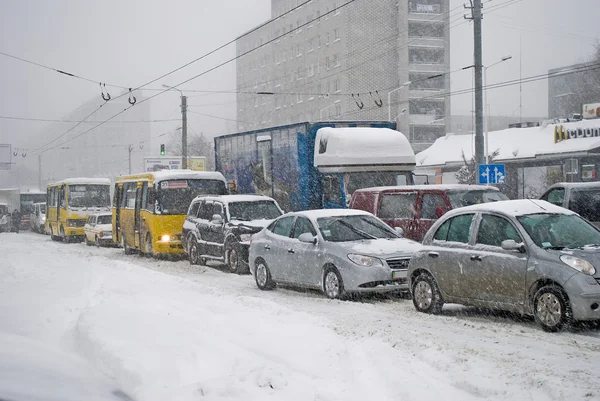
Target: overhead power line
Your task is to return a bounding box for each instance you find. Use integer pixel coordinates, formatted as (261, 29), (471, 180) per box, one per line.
(31, 0), (360, 156)
(0, 115), (180, 123)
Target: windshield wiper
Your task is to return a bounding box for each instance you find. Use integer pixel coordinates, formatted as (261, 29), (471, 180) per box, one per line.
(544, 245), (565, 250)
(335, 219), (377, 240)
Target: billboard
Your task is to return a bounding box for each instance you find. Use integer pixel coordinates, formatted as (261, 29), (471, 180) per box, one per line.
(583, 103), (600, 119)
(144, 156), (206, 172)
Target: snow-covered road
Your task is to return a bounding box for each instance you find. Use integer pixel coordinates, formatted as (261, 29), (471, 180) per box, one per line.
(1, 232), (599, 401)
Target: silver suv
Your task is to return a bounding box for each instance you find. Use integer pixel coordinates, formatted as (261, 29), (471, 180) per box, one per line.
(540, 182), (600, 228)
(407, 199), (600, 332)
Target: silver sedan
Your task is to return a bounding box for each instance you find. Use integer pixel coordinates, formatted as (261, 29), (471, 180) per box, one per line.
(248, 209), (422, 299)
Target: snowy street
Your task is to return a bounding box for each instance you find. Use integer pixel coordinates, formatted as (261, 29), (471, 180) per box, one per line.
(1, 232), (600, 401)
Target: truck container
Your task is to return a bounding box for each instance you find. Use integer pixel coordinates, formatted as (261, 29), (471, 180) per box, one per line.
(214, 121), (416, 211)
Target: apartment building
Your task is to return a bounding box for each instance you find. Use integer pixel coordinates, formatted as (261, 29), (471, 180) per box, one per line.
(236, 0), (451, 151)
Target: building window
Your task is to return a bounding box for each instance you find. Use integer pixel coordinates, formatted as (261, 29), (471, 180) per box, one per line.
(316, 10), (321, 22)
(308, 38), (314, 52)
(409, 72), (445, 91)
(325, 56), (331, 70)
(275, 29), (281, 42)
(326, 32), (330, 46)
(296, 44), (302, 57)
(333, 28), (340, 42)
(334, 1), (340, 15)
(307, 14), (313, 28)
(408, 21), (445, 38)
(333, 78), (340, 93)
(409, 47), (445, 64)
(335, 102), (342, 117)
(308, 64), (315, 77)
(297, 66), (304, 80)
(297, 93), (303, 103)
(297, 20), (302, 33)
(317, 34), (322, 48)
(333, 54), (340, 67)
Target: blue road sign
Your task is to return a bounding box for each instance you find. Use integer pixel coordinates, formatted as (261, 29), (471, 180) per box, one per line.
(478, 164), (506, 184)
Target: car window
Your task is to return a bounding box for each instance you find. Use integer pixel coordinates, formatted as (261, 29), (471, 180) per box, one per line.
(292, 217), (316, 238)
(568, 189), (600, 222)
(477, 214), (522, 247)
(317, 214), (398, 242)
(378, 193), (417, 219)
(213, 203), (224, 218)
(272, 216), (295, 237)
(543, 188), (565, 206)
(420, 194), (446, 219)
(97, 215), (111, 225)
(188, 202), (200, 218)
(446, 190), (508, 208)
(518, 213), (600, 249)
(434, 214), (474, 243)
(198, 201), (213, 220)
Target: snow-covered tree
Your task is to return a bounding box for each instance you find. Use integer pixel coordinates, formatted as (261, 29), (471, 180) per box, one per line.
(455, 149), (500, 185)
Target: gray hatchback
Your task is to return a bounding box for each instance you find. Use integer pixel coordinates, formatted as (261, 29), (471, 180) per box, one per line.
(407, 199), (600, 332)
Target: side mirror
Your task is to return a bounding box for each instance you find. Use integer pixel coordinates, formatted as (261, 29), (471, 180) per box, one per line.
(435, 206), (447, 218)
(298, 232), (317, 244)
(395, 226), (404, 238)
(501, 239), (525, 253)
(211, 214), (224, 225)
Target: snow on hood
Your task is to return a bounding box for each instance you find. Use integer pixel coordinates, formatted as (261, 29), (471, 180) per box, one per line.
(230, 218), (274, 230)
(343, 237), (422, 258)
(0, 331), (133, 401)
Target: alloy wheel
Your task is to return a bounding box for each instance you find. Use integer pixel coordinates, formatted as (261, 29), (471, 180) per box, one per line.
(413, 281), (433, 310)
(256, 263), (268, 287)
(325, 271), (340, 299)
(537, 292), (562, 328)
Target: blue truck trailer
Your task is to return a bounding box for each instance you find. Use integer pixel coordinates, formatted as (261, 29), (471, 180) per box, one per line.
(214, 121), (416, 212)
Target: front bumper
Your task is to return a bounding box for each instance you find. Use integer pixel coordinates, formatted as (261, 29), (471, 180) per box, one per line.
(341, 264), (408, 293)
(153, 239), (184, 254)
(564, 274), (600, 321)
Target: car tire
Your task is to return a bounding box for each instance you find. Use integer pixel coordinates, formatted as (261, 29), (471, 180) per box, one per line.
(411, 272), (444, 314)
(95, 235), (101, 247)
(226, 242), (247, 274)
(323, 267), (345, 300)
(254, 259), (275, 290)
(189, 242), (200, 265)
(60, 226), (69, 243)
(533, 285), (573, 332)
(121, 233), (134, 255)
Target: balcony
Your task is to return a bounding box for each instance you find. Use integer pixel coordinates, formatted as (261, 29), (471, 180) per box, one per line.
(409, 2), (443, 14)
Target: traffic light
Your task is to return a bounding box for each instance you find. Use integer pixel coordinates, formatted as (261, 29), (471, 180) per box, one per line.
(160, 144), (165, 155)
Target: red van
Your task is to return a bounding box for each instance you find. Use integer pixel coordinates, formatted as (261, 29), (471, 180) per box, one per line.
(349, 184), (508, 241)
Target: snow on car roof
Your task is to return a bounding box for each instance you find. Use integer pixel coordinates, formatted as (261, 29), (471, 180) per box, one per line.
(355, 184), (499, 193)
(292, 208), (373, 219)
(415, 119), (600, 167)
(192, 194), (276, 203)
(454, 199), (574, 216)
(152, 170), (226, 183)
(546, 182), (600, 189)
(50, 178), (111, 186)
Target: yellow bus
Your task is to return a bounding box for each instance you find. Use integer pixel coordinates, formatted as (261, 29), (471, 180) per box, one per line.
(113, 170), (228, 257)
(46, 178), (112, 242)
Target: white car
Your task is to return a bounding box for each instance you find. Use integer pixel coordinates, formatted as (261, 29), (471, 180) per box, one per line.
(29, 202), (47, 234)
(84, 213), (114, 247)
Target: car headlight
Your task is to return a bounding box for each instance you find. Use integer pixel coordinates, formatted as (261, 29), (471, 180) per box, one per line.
(160, 234), (171, 242)
(240, 233), (253, 242)
(347, 253), (384, 267)
(560, 255), (596, 276)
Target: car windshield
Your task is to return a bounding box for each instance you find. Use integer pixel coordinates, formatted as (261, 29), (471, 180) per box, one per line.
(157, 179), (227, 215)
(39, 205), (46, 214)
(569, 188), (600, 222)
(447, 190), (508, 208)
(68, 185), (111, 208)
(228, 201), (282, 221)
(97, 215), (112, 225)
(518, 213), (600, 249)
(317, 214), (398, 242)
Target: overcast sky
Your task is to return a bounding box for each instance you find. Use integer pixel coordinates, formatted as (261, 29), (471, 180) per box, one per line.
(1, 0), (599, 154)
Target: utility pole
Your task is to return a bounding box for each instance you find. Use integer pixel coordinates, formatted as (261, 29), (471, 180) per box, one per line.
(181, 95), (188, 169)
(38, 155), (42, 190)
(465, 0), (484, 167)
(128, 144), (134, 174)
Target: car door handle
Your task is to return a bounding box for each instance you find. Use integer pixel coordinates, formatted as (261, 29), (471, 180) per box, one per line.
(264, 245), (271, 250)
(470, 255), (482, 262)
(287, 249), (295, 254)
(428, 252), (439, 258)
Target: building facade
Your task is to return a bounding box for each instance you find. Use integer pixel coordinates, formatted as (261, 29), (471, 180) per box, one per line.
(236, 0), (450, 152)
(548, 61), (600, 119)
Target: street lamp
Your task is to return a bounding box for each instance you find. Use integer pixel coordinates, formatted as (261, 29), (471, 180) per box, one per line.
(387, 81), (411, 121)
(483, 56), (512, 163)
(162, 84), (188, 169)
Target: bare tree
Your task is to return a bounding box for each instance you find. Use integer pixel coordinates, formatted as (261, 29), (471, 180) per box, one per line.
(166, 132), (215, 170)
(455, 149), (500, 185)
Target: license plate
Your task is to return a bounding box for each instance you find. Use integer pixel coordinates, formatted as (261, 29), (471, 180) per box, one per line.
(392, 270), (406, 280)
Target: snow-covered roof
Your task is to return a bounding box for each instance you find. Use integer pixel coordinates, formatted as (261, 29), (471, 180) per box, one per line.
(314, 127), (416, 173)
(355, 184), (500, 193)
(452, 199), (574, 217)
(291, 208), (373, 219)
(192, 194), (276, 204)
(49, 178), (111, 186)
(415, 119), (600, 168)
(546, 182), (600, 190)
(152, 170), (227, 184)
